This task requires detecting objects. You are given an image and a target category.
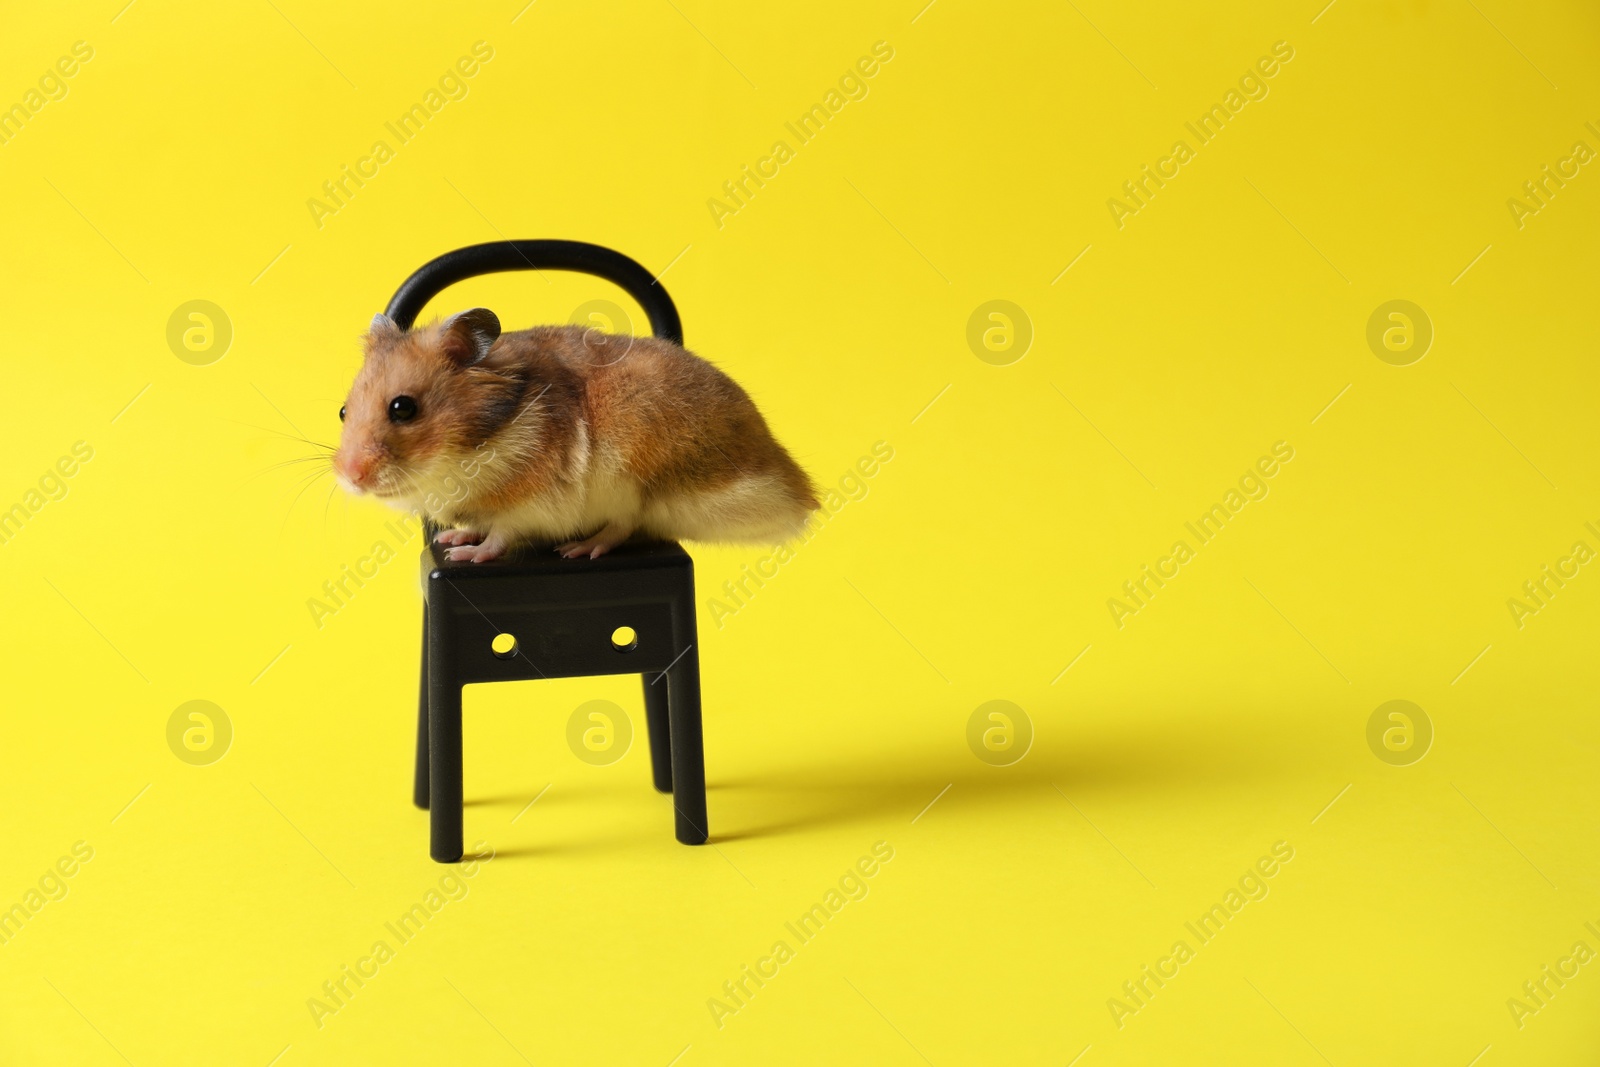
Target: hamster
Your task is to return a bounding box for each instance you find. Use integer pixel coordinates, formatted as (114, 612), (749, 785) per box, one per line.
(332, 308), (819, 562)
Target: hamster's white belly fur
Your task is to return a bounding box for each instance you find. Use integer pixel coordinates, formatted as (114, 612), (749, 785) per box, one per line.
(410, 414), (808, 548)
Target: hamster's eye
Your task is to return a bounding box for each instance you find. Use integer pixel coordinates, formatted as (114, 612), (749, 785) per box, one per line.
(338, 404), (346, 422)
(388, 395), (418, 423)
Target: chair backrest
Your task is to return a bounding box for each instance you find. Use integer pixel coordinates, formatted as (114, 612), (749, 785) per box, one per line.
(383, 239), (684, 344)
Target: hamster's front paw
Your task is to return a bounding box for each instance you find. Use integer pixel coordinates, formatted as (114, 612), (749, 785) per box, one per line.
(445, 536), (506, 563)
(434, 528), (485, 546)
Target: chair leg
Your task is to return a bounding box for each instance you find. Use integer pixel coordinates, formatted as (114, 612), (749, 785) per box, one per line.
(428, 619), (464, 863)
(414, 603), (430, 810)
(666, 603), (708, 845)
(642, 672), (673, 794)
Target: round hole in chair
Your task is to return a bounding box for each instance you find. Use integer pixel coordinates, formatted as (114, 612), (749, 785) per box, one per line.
(610, 626), (638, 652)
(491, 633), (518, 659)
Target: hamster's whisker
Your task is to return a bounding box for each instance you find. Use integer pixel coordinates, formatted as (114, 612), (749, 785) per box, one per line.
(392, 465), (433, 503)
(232, 419), (338, 452)
(251, 455), (338, 481)
(283, 465), (333, 525)
(281, 465), (329, 495)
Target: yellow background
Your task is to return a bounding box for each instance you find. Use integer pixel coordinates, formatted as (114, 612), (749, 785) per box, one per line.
(2, 0), (1598, 1063)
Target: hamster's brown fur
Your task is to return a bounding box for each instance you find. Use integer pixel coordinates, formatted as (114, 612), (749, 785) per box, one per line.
(333, 309), (819, 561)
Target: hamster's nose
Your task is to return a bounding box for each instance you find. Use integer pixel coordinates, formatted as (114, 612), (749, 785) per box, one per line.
(334, 451), (375, 489)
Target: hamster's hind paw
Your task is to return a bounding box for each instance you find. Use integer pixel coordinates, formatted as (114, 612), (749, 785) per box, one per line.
(434, 529), (485, 546)
(555, 522), (632, 560)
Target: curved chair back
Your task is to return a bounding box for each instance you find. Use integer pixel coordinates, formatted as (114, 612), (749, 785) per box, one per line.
(384, 239), (683, 344)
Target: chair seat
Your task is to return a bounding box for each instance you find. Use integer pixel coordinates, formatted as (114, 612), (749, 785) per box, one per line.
(423, 536), (690, 578)
(421, 538), (693, 683)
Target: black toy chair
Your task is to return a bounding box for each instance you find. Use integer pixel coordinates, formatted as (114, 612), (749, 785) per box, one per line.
(388, 240), (708, 863)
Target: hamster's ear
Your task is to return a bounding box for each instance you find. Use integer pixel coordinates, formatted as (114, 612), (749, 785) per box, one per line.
(364, 314), (401, 353)
(440, 308), (502, 366)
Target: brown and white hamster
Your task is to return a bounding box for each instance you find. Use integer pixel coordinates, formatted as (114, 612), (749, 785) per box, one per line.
(332, 309), (819, 562)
